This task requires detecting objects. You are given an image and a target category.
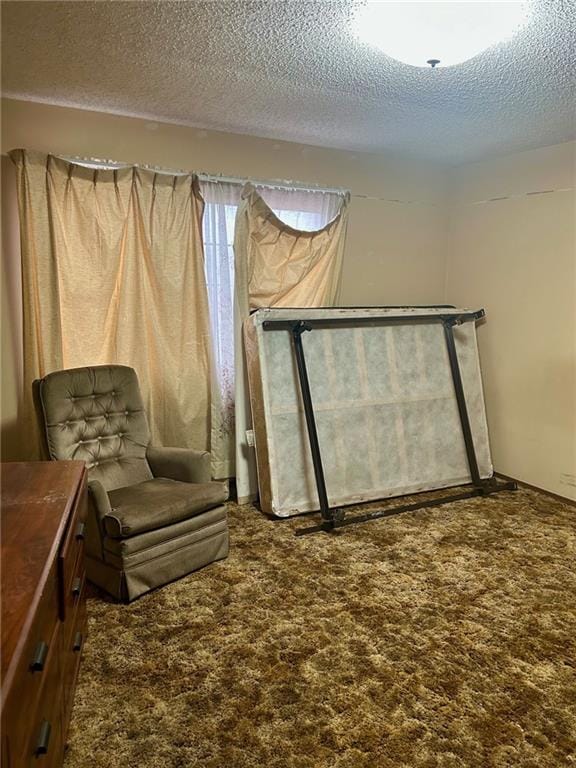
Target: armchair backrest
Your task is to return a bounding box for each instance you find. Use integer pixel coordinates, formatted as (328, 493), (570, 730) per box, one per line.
(33, 365), (153, 491)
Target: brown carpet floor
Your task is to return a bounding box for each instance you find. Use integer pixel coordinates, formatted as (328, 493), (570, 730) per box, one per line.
(65, 488), (576, 768)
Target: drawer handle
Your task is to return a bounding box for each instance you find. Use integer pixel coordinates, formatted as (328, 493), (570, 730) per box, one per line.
(30, 640), (48, 672)
(72, 576), (82, 597)
(35, 719), (51, 756)
(75, 521), (86, 540)
(73, 631), (83, 652)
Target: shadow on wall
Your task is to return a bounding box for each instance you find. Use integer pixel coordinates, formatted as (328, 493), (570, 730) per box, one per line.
(1, 153), (26, 461)
(1, 415), (26, 461)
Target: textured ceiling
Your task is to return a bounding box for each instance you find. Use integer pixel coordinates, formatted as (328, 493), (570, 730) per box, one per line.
(2, 0), (575, 164)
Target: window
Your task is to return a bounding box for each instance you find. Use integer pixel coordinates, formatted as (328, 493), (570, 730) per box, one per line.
(201, 180), (344, 475)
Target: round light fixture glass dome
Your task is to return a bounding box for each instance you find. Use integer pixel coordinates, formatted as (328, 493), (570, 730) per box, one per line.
(352, 1), (532, 68)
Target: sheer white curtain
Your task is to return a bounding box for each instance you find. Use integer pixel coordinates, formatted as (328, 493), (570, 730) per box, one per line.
(255, 186), (342, 232)
(201, 181), (240, 478)
(200, 179), (345, 481)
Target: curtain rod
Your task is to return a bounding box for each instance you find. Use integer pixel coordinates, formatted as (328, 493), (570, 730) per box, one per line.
(199, 172), (347, 196)
(55, 154), (348, 196)
(53, 153), (440, 205)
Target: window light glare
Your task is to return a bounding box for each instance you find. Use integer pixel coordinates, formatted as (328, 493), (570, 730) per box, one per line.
(352, 1), (532, 68)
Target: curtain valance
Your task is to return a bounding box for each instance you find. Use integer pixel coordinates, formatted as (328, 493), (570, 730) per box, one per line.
(235, 184), (348, 310)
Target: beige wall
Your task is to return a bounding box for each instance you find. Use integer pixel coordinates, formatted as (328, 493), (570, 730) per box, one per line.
(446, 141), (576, 500)
(0, 98), (449, 460)
(1, 155), (24, 460)
(1, 98), (449, 308)
(2, 99), (575, 502)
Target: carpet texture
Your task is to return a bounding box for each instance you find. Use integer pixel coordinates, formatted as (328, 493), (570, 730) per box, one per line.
(65, 488), (576, 768)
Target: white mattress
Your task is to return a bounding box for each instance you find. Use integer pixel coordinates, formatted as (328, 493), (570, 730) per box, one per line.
(245, 307), (493, 517)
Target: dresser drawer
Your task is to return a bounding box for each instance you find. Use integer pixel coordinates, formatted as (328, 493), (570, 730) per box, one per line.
(58, 477), (87, 621)
(61, 559), (86, 629)
(62, 570), (87, 652)
(61, 577), (87, 733)
(2, 565), (59, 763)
(23, 629), (64, 768)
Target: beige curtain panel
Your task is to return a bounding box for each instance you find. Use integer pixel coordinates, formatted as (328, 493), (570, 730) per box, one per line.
(234, 183), (349, 314)
(234, 183), (350, 503)
(11, 150), (215, 460)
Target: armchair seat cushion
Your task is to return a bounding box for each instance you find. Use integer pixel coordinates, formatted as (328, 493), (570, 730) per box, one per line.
(104, 478), (228, 539)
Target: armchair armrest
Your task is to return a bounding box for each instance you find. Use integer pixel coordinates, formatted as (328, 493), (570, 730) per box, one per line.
(86, 479), (112, 558)
(88, 479), (112, 520)
(146, 446), (212, 484)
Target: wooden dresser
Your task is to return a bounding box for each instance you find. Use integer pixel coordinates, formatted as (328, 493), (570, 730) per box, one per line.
(1, 462), (88, 768)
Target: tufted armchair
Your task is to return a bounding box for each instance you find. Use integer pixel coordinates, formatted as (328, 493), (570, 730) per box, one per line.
(33, 365), (229, 602)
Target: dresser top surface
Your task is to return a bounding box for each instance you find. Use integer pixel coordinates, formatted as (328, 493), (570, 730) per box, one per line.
(1, 461), (86, 683)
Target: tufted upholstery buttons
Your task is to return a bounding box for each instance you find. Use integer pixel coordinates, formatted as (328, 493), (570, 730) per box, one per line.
(38, 365), (153, 490)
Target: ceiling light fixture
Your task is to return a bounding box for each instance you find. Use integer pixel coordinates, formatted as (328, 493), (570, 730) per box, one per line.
(352, 0), (532, 68)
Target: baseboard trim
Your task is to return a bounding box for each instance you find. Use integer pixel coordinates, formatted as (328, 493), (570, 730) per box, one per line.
(495, 472), (576, 508)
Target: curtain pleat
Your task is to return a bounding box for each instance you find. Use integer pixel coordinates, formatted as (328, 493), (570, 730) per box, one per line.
(11, 149), (214, 461)
(234, 183), (350, 503)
